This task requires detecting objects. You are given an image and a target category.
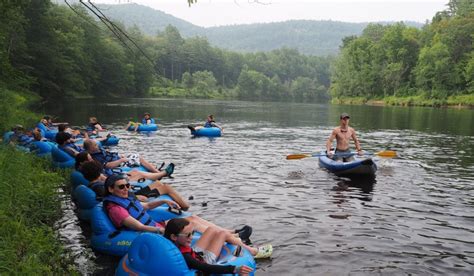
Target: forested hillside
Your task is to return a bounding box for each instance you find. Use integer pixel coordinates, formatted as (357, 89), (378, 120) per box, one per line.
(94, 3), (369, 56)
(0, 0), (331, 112)
(330, 0), (474, 106)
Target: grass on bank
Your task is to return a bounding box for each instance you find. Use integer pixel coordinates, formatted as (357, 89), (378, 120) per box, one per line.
(0, 146), (76, 274)
(332, 94), (474, 108)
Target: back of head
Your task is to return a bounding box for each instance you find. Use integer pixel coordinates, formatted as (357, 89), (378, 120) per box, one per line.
(58, 124), (68, 132)
(164, 218), (190, 240)
(79, 160), (103, 181)
(55, 131), (72, 145)
(83, 139), (96, 151)
(75, 151), (90, 169)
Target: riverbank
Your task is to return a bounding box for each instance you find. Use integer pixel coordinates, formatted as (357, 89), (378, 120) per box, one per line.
(332, 94), (474, 108)
(0, 146), (77, 274)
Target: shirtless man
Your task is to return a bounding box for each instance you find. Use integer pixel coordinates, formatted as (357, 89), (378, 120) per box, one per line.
(325, 113), (363, 162)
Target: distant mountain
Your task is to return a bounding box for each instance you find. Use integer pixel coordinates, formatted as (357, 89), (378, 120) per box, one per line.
(95, 3), (204, 36)
(94, 3), (424, 56)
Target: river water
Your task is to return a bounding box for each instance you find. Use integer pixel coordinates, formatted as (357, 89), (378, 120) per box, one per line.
(49, 98), (474, 275)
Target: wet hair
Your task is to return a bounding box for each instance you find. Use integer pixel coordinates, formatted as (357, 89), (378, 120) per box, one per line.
(75, 151), (91, 170)
(58, 124), (68, 132)
(43, 115), (51, 120)
(164, 218), (190, 240)
(208, 114), (214, 120)
(144, 112), (151, 117)
(55, 131), (72, 145)
(79, 160), (103, 181)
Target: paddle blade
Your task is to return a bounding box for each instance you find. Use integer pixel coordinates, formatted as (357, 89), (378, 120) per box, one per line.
(375, 150), (397, 157)
(286, 154), (311, 160)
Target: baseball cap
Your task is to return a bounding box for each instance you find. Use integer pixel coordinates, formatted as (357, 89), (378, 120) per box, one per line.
(340, 113), (350, 119)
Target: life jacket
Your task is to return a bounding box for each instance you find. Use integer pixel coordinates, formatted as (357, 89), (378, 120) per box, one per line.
(86, 123), (95, 132)
(141, 118), (155, 125)
(178, 245), (205, 263)
(87, 122), (103, 133)
(90, 149), (120, 175)
(60, 142), (83, 153)
(17, 134), (34, 146)
(88, 181), (105, 200)
(103, 194), (157, 227)
(204, 120), (215, 128)
(91, 149), (120, 163)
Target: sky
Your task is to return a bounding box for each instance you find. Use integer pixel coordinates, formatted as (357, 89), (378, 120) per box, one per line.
(93, 0), (449, 27)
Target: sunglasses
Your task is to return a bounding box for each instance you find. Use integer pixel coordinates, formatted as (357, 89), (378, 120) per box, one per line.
(115, 183), (130, 190)
(177, 230), (195, 238)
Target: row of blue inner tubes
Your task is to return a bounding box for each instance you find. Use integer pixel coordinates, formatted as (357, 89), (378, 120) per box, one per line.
(71, 167), (256, 275)
(6, 122), (251, 274)
(126, 123), (222, 138)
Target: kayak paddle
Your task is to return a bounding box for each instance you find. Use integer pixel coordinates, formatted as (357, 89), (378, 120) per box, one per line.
(286, 150), (397, 160)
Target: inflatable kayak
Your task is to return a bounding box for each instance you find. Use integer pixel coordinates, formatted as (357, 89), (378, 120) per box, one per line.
(318, 151), (377, 176)
(116, 232), (256, 276)
(190, 127), (221, 137)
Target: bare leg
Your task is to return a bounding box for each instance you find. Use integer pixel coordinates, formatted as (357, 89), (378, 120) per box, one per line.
(139, 157), (159, 173)
(194, 227), (227, 257)
(151, 181), (190, 210)
(186, 215), (233, 233)
(186, 216), (257, 255)
(127, 170), (166, 181)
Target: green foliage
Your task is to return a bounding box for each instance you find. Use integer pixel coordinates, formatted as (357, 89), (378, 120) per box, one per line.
(0, 147), (76, 274)
(331, 5), (473, 107)
(0, 88), (39, 133)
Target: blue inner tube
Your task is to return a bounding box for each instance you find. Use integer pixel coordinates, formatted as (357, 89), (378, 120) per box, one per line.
(71, 170), (154, 221)
(31, 141), (56, 157)
(318, 151), (377, 176)
(37, 123), (58, 140)
(127, 124), (158, 132)
(51, 146), (75, 168)
(116, 232), (256, 276)
(3, 131), (14, 144)
(191, 127), (222, 137)
(90, 202), (191, 256)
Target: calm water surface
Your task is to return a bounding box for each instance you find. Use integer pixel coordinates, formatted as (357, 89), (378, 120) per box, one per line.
(49, 98), (474, 275)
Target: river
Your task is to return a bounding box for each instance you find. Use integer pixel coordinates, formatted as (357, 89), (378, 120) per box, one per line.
(48, 98), (474, 275)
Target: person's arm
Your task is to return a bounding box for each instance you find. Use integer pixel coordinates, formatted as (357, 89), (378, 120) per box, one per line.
(121, 216), (163, 234)
(63, 146), (79, 157)
(95, 124), (104, 131)
(351, 128), (362, 155)
(182, 253), (235, 274)
(142, 199), (179, 210)
(136, 195), (148, 202)
(105, 157), (127, 169)
(211, 122), (223, 131)
(326, 129), (337, 156)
